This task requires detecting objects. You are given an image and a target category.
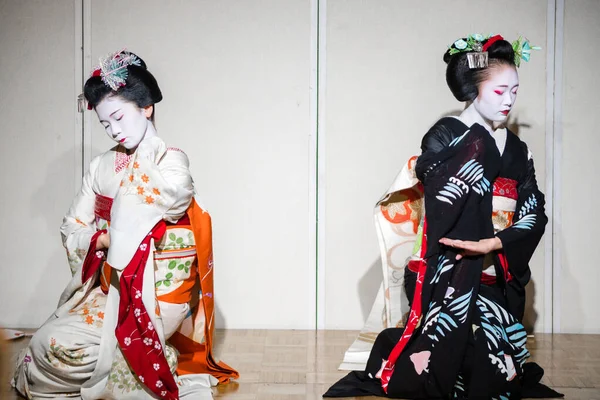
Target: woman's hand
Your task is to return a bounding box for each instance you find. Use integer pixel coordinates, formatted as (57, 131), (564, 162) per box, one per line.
(96, 232), (111, 250)
(439, 237), (502, 260)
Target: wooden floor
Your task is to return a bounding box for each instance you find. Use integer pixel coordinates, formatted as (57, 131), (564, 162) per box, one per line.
(3, 330), (600, 399)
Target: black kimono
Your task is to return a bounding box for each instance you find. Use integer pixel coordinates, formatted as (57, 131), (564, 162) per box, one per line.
(325, 118), (562, 399)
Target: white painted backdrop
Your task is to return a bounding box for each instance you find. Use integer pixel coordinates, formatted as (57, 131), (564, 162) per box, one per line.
(321, 0), (550, 331)
(558, 0), (600, 333)
(1, 0), (599, 333)
(0, 0), (82, 328)
(85, 0), (316, 329)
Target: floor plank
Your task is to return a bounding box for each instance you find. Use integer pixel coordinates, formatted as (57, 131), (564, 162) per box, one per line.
(3, 330), (600, 399)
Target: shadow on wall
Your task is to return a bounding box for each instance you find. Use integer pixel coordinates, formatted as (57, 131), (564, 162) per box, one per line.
(554, 230), (579, 333)
(523, 280), (538, 333)
(358, 258), (384, 322)
(18, 149), (76, 328)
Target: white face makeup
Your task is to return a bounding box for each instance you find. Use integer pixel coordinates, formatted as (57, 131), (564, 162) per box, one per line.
(474, 65), (519, 124)
(95, 96), (150, 150)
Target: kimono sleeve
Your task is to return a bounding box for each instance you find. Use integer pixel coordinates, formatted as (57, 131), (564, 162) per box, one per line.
(60, 155), (100, 276)
(495, 146), (548, 283)
(415, 123), (500, 258)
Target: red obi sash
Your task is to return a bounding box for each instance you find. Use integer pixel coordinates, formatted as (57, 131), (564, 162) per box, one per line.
(493, 177), (517, 200)
(94, 194), (113, 221)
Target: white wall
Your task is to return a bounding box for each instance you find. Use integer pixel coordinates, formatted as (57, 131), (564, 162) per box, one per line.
(322, 0), (550, 331)
(86, 0), (315, 329)
(558, 0), (600, 333)
(0, 0), (81, 328)
(1, 1), (598, 333)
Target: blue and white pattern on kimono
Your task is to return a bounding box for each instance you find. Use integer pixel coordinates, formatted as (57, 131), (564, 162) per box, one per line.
(436, 159), (492, 205)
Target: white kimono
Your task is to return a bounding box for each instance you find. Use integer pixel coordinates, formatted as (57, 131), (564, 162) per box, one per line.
(13, 136), (221, 399)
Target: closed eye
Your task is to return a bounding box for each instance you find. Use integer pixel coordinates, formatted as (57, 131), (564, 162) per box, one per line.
(494, 90), (504, 95)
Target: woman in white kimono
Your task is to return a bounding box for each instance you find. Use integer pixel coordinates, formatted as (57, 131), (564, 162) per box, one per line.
(13, 50), (237, 400)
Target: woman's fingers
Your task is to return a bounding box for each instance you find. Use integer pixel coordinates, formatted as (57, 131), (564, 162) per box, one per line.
(440, 238), (482, 252)
(440, 238), (467, 249)
(440, 238), (483, 260)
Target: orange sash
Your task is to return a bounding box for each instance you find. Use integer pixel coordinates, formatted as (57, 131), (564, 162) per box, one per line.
(165, 199), (239, 383)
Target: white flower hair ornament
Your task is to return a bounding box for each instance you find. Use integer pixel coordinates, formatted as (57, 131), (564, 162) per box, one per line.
(83, 48), (141, 110)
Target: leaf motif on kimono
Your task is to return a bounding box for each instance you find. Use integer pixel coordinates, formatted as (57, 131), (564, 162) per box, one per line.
(477, 296), (530, 362)
(513, 347), (530, 367)
(506, 322), (528, 348)
(448, 288), (473, 323)
(436, 158), (491, 204)
(422, 302), (441, 334)
(477, 300), (505, 351)
(457, 159), (484, 184)
(453, 374), (466, 397)
(478, 295), (511, 325)
(512, 214), (536, 230)
(480, 319), (502, 350)
(449, 129), (470, 147)
(473, 176), (491, 196)
(456, 159), (492, 196)
(518, 194), (538, 219)
(436, 178), (469, 205)
(430, 256), (454, 284)
(434, 312), (458, 337)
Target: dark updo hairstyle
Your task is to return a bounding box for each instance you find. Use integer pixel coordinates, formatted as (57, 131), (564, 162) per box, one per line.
(84, 51), (162, 121)
(443, 37), (516, 102)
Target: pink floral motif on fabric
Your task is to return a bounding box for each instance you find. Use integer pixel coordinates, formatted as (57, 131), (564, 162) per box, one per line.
(409, 350), (431, 375)
(115, 151), (134, 174)
(114, 221), (178, 399)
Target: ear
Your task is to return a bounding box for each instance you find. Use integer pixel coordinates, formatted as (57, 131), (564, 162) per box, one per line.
(143, 105), (154, 119)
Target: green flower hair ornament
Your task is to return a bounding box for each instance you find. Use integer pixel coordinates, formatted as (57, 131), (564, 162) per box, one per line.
(448, 33), (541, 67)
(448, 33), (494, 55)
(512, 36), (542, 67)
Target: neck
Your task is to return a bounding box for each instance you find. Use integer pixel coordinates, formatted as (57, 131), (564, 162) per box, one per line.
(144, 119), (157, 140)
(127, 119), (157, 155)
(458, 103), (503, 134)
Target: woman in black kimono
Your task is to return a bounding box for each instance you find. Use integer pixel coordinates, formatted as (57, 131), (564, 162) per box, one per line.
(325, 34), (562, 399)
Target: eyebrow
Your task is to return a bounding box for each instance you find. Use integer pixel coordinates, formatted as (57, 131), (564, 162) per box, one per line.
(99, 108), (122, 123)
